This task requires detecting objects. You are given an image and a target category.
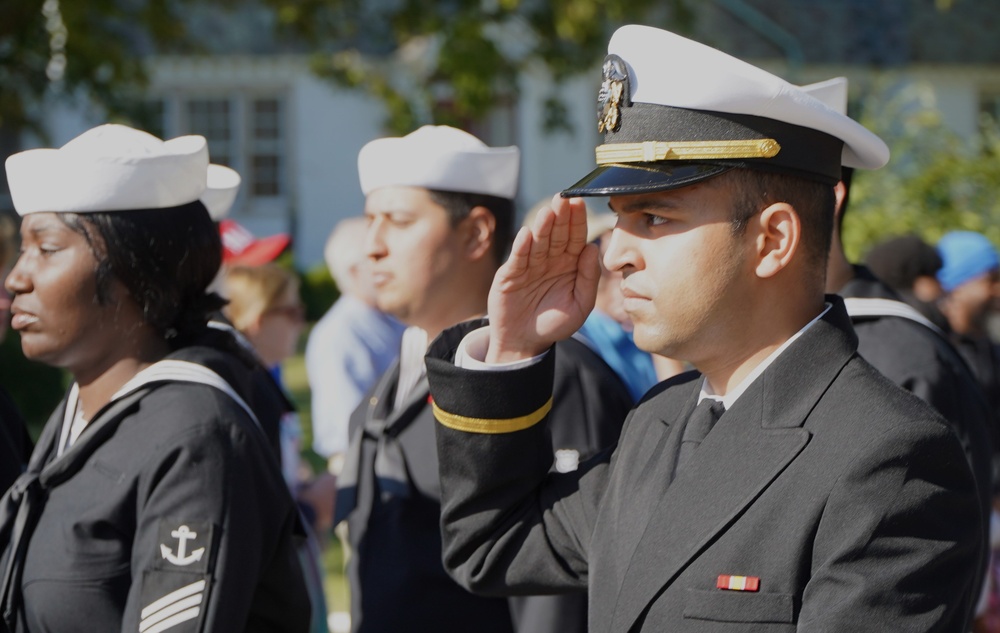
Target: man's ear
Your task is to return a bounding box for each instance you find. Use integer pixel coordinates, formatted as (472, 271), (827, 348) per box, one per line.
(463, 206), (496, 261)
(833, 180), (847, 224)
(753, 202), (800, 279)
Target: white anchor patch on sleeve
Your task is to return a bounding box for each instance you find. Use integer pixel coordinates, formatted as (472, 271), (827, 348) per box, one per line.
(154, 519), (214, 574)
(161, 525), (205, 566)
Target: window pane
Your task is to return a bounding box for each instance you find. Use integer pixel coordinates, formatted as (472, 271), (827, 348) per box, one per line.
(252, 155), (280, 197)
(253, 99), (281, 140)
(250, 98), (283, 196)
(186, 99), (232, 166)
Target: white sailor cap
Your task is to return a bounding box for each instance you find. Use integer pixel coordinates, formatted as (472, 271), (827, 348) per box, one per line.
(5, 123), (208, 216)
(563, 26), (889, 197)
(201, 164), (242, 220)
(358, 125), (520, 199)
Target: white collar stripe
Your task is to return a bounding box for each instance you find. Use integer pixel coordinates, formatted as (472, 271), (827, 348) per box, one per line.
(394, 326), (429, 412)
(112, 360), (259, 429)
(58, 360), (260, 457)
(842, 297), (945, 337)
(139, 595), (203, 632)
(140, 579), (206, 620)
(57, 382), (81, 458)
(141, 607), (201, 633)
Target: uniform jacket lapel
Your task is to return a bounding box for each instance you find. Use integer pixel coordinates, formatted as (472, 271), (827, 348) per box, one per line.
(365, 360), (430, 435)
(337, 361), (432, 521)
(589, 379), (695, 633)
(334, 362), (401, 524)
(609, 301), (859, 632)
(368, 361), (400, 424)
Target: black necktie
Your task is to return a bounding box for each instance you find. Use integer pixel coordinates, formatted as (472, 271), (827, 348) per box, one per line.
(674, 399), (725, 475)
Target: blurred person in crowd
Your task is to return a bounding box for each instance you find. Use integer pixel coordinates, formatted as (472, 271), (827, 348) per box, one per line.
(205, 215), (296, 458)
(0, 124), (309, 632)
(220, 218), (292, 268)
(864, 233), (949, 330)
(425, 27), (982, 631)
(220, 262), (333, 633)
(938, 230), (1000, 421)
(305, 216), (405, 473)
(0, 213), (33, 494)
(814, 79), (994, 523)
(208, 173), (330, 633)
(333, 125), (632, 633)
(221, 265), (310, 486)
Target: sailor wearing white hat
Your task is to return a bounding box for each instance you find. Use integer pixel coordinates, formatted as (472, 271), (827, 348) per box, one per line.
(808, 77), (995, 599)
(335, 125), (633, 633)
(1, 124), (309, 633)
(201, 163), (241, 221)
(425, 25), (982, 632)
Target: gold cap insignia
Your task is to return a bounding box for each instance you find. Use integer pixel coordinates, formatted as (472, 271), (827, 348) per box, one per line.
(598, 54), (631, 134)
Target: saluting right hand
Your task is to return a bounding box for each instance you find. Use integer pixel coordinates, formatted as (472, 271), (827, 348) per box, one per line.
(485, 194), (601, 364)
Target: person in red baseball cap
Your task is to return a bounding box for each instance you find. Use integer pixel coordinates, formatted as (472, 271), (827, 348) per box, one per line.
(219, 219), (291, 267)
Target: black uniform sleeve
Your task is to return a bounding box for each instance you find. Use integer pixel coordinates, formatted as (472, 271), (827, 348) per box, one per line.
(121, 387), (309, 633)
(428, 336), (625, 595)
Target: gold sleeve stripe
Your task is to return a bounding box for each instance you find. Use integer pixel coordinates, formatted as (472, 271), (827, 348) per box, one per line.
(595, 138), (780, 164)
(432, 398), (553, 434)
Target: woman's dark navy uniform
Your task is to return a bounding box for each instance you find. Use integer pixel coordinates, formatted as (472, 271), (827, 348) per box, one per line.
(0, 124), (309, 633)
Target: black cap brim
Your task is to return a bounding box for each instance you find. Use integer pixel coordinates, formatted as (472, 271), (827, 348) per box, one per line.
(561, 161), (732, 198)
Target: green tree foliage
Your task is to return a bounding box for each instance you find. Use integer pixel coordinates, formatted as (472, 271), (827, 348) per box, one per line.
(0, 330), (66, 437)
(0, 0), (230, 139)
(845, 79), (1000, 260)
(268, 0), (695, 134)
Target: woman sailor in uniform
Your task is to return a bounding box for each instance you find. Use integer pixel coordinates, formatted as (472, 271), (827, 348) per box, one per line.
(0, 124), (310, 633)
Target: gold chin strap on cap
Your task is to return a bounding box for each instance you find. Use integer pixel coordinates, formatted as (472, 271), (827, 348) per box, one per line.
(595, 138), (781, 164)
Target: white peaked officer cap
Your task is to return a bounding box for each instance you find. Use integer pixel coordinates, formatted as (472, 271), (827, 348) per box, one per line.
(358, 125), (520, 199)
(5, 123), (209, 216)
(563, 25), (889, 197)
(201, 164), (242, 220)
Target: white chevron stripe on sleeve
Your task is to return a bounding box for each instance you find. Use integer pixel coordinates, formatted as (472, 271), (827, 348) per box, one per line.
(140, 579), (206, 621)
(142, 607), (201, 633)
(140, 594), (204, 633)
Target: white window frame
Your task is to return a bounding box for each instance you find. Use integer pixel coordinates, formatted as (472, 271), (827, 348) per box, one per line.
(156, 89), (290, 219)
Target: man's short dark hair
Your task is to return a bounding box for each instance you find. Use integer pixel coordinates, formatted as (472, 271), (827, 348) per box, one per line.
(865, 234), (942, 292)
(720, 168), (836, 275)
(427, 189), (515, 266)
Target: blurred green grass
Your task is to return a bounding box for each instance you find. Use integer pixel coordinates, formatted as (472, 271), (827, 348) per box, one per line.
(283, 339), (350, 618)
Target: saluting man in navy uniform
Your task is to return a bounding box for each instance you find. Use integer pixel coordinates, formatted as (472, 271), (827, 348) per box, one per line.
(333, 126), (633, 633)
(425, 26), (985, 632)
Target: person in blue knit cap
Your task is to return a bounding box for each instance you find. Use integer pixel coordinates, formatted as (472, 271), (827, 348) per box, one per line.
(938, 231), (1000, 424)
